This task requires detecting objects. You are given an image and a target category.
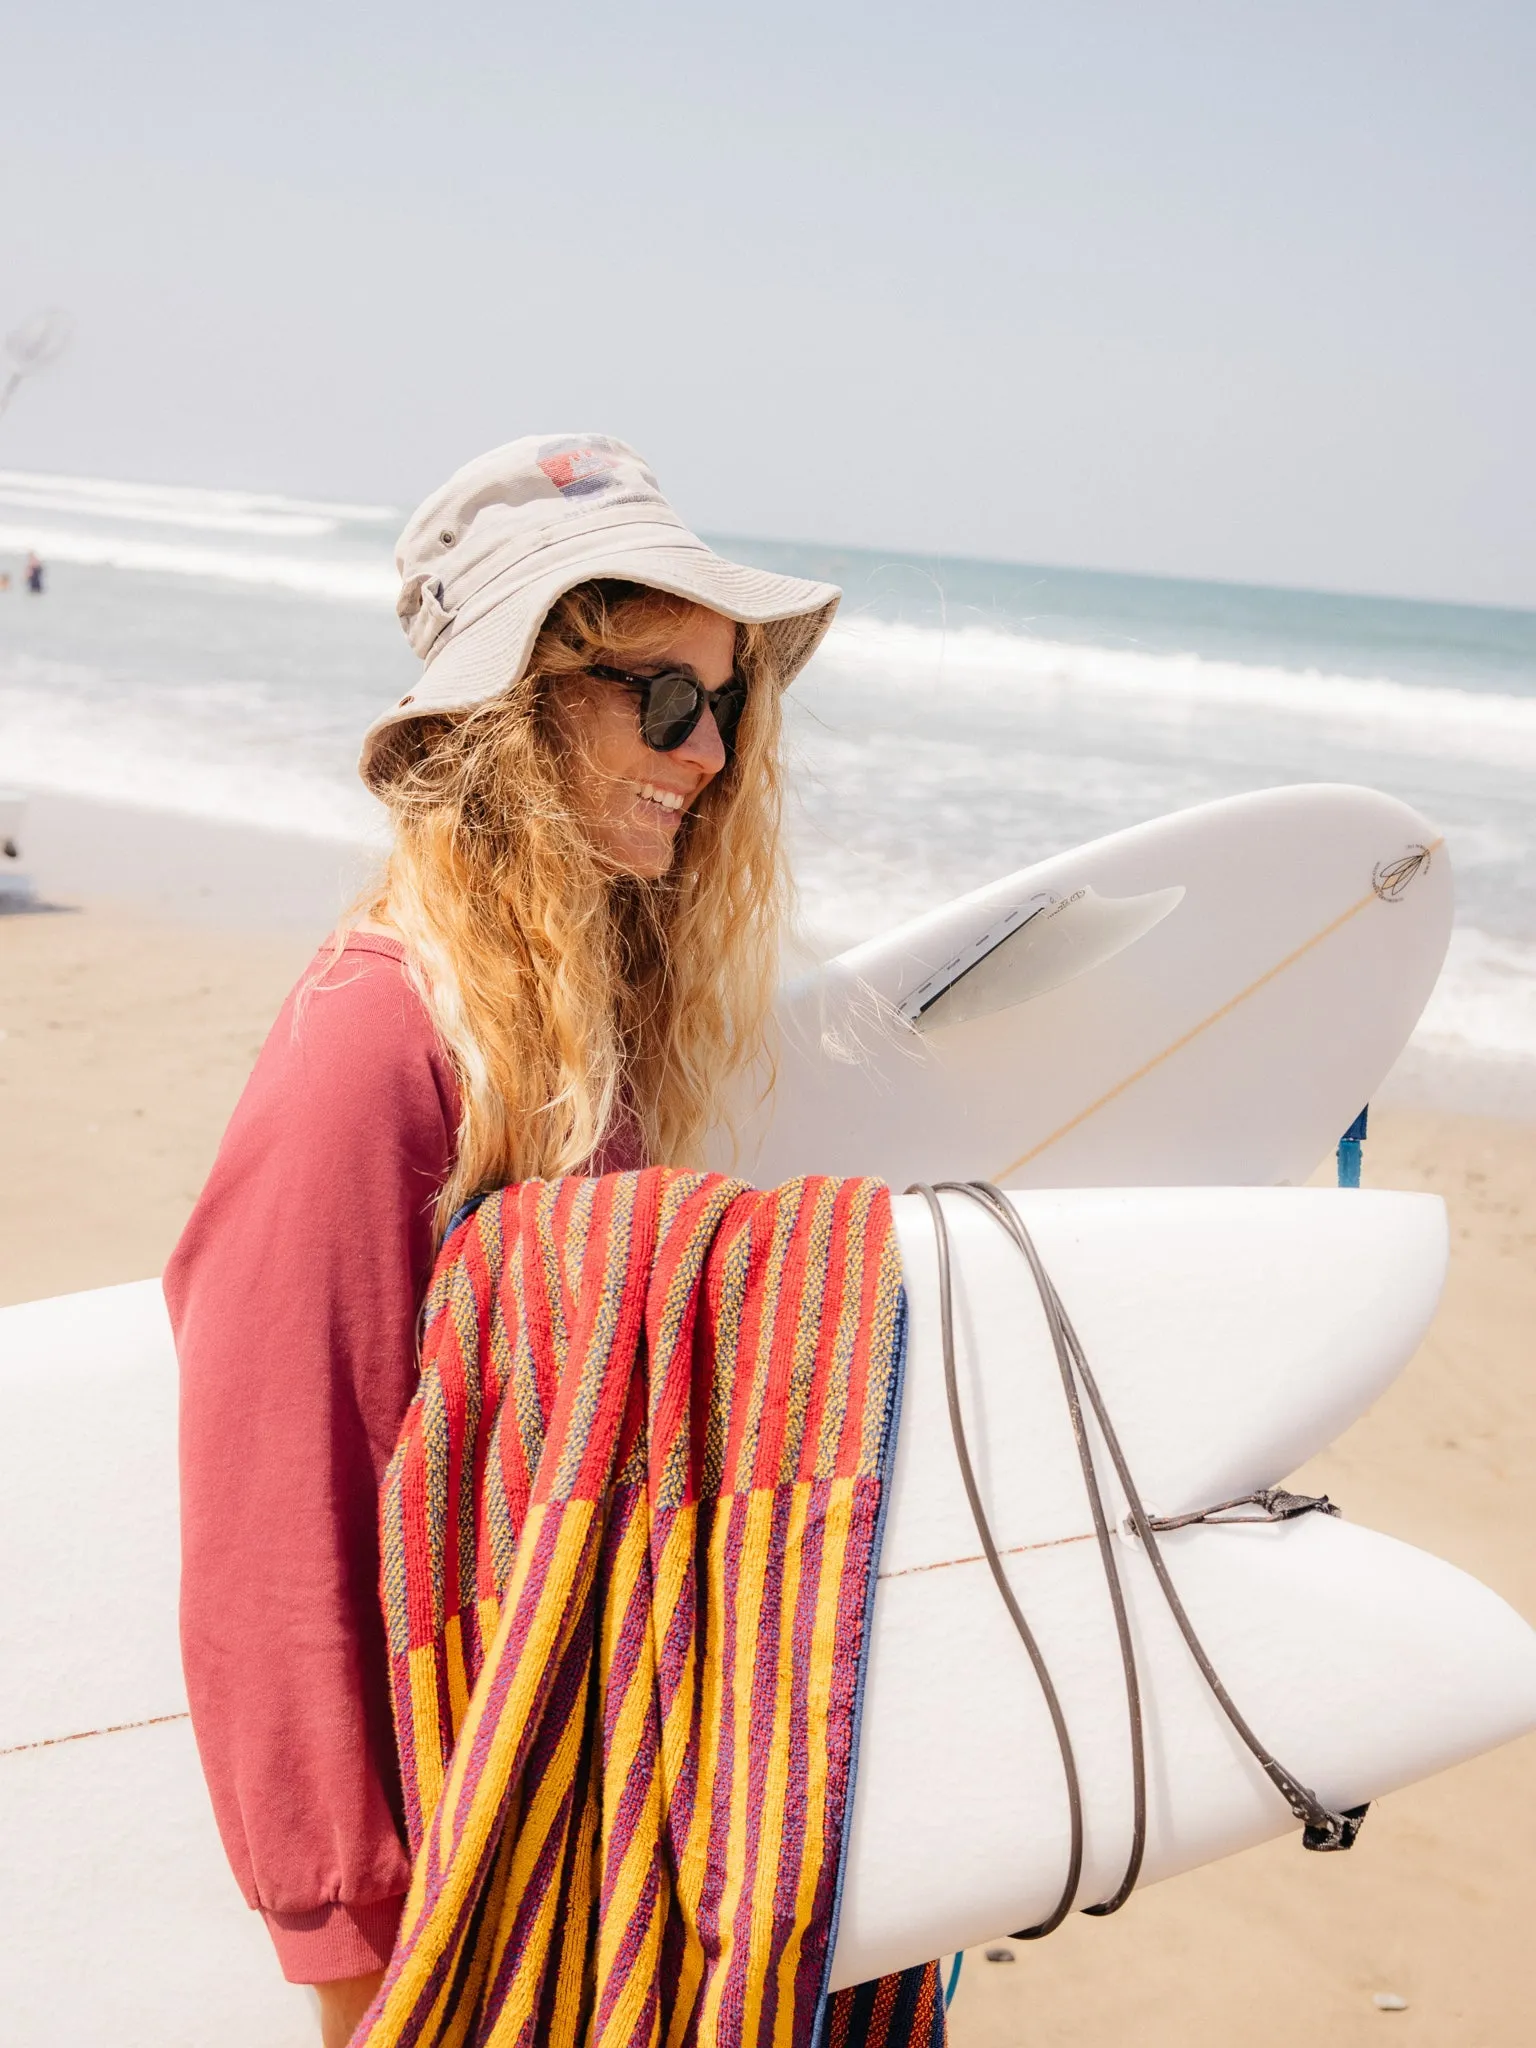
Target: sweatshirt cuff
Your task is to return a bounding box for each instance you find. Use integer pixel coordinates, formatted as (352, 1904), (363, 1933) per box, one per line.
(263, 1895), (405, 1984)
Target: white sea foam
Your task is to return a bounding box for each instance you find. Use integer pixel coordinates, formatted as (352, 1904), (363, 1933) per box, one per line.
(6, 486), (1532, 782)
(0, 489), (337, 539)
(0, 689), (379, 843)
(814, 618), (1536, 773)
(6, 527), (1533, 784)
(1410, 926), (1536, 1063)
(0, 522), (397, 603)
(0, 468), (396, 529)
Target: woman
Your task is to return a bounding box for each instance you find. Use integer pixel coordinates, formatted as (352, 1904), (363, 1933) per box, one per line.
(166, 436), (839, 2045)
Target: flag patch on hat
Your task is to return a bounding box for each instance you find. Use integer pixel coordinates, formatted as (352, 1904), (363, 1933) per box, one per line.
(537, 445), (623, 498)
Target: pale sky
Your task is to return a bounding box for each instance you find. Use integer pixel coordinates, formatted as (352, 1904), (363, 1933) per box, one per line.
(2, 1), (1532, 607)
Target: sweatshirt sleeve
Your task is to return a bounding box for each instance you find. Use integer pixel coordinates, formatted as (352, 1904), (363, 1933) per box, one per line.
(164, 943), (458, 1984)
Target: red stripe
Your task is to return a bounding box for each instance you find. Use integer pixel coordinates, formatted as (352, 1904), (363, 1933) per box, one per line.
(749, 1179), (816, 1489)
(645, 1177), (743, 1501)
(793, 1177), (853, 1481)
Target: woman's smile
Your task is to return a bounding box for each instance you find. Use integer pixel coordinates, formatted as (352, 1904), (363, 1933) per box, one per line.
(624, 778), (691, 817)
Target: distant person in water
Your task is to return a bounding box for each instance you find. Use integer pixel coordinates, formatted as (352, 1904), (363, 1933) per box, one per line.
(24, 552), (43, 594)
(0, 572), (10, 592)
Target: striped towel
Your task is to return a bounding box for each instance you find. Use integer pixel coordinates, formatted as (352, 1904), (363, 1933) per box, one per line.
(360, 1169), (945, 2048)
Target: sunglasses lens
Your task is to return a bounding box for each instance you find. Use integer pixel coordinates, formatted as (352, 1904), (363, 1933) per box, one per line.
(713, 685), (745, 746)
(641, 672), (702, 751)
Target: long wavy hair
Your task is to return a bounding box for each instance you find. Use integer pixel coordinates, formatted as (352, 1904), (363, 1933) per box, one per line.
(363, 580), (788, 1232)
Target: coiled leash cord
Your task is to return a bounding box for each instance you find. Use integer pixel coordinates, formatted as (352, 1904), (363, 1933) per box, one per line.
(906, 1180), (1367, 1941)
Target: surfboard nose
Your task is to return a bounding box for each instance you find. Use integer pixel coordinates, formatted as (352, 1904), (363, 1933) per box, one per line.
(834, 1515), (1536, 1989)
(1141, 1515), (1536, 1831)
(0, 1280), (181, 1758)
(833, 1185), (1534, 1989)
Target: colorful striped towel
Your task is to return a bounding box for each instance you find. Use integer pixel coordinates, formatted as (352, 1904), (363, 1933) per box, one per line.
(360, 1168), (945, 2048)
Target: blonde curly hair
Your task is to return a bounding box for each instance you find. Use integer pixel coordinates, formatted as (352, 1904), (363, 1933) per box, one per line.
(364, 579), (788, 1232)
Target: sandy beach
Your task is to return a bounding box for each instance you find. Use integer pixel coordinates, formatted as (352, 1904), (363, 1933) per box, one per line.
(2, 795), (1533, 2044)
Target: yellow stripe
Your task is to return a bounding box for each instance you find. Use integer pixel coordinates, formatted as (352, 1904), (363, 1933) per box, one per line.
(654, 1510), (698, 1803)
(445, 1826), (517, 2048)
(694, 1487), (776, 2040)
(595, 1885), (666, 2048)
(443, 1611), (470, 1735)
(408, 1965), (465, 2048)
(466, 1555), (592, 1878)
(664, 1503), (733, 2048)
(406, 1641), (446, 1830)
(773, 1477), (855, 2045)
(435, 1504), (593, 1869)
(594, 1508), (665, 2021)
(379, 1504), (597, 2036)
(431, 1494), (548, 1858)
(741, 1482), (810, 2023)
(990, 844), (1444, 1184)
(598, 1502), (650, 1693)
(547, 1763), (601, 2048)
(479, 1676), (593, 2039)
(476, 1592), (501, 1667)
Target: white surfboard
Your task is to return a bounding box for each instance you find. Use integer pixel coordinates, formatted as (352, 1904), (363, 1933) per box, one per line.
(828, 1186), (1536, 1987)
(7, 1191), (1536, 2039)
(716, 784), (1453, 1191)
(0, 1283), (312, 2048)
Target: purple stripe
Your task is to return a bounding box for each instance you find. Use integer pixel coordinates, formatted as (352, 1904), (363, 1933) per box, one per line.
(689, 1488), (749, 1978)
(714, 1481), (795, 2027)
(762, 1476), (836, 2038)
(475, 1614), (604, 2032)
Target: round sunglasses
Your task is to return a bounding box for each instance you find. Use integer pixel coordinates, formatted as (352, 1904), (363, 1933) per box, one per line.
(585, 663), (746, 754)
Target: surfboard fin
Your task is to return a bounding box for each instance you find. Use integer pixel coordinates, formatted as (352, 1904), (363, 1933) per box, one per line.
(898, 883), (1186, 1034)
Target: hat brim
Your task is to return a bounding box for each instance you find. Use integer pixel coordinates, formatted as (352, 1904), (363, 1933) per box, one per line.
(360, 529), (839, 791)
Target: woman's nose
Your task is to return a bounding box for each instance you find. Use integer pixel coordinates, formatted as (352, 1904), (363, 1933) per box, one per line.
(672, 704), (728, 777)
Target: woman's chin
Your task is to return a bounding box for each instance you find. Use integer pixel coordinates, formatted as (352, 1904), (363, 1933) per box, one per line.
(598, 820), (681, 879)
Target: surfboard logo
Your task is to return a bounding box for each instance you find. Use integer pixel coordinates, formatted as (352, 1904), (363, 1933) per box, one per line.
(1372, 845), (1432, 902)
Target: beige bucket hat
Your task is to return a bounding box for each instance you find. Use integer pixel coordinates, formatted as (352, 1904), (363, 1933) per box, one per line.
(360, 434), (841, 789)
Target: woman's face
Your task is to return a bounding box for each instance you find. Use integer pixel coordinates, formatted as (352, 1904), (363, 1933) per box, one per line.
(559, 606), (738, 878)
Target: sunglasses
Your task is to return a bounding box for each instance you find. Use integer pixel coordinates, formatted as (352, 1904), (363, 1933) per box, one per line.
(585, 663), (747, 754)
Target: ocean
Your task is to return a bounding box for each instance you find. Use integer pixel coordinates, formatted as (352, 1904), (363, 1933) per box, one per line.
(2, 468), (1534, 1102)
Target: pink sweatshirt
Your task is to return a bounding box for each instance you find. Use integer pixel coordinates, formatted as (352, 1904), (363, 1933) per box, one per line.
(166, 933), (638, 1983)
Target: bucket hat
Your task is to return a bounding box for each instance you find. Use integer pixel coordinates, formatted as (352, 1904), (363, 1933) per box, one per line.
(360, 434), (841, 788)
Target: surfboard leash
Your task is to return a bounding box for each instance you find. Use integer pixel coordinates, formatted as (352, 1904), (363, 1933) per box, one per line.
(908, 1180), (1089, 1940)
(907, 1180), (1369, 1938)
